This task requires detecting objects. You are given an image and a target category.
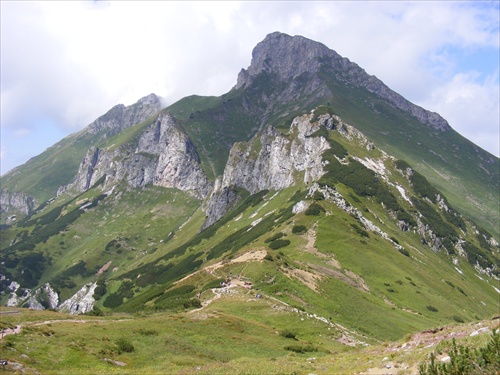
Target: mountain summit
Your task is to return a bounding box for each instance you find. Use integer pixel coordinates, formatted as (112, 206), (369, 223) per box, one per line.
(236, 32), (450, 131)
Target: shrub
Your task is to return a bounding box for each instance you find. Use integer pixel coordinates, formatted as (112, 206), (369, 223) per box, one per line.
(312, 191), (325, 201)
(85, 306), (104, 316)
(410, 171), (440, 203)
(284, 344), (317, 353)
(395, 159), (411, 171)
(292, 225), (307, 234)
(426, 305), (438, 312)
(280, 330), (297, 339)
(305, 203), (325, 216)
(419, 330), (499, 374)
(93, 280), (107, 300)
(350, 223), (369, 238)
(116, 338), (135, 353)
(269, 239), (291, 250)
(265, 232), (285, 243)
(398, 248), (410, 257)
(264, 254), (274, 262)
(103, 293), (124, 308)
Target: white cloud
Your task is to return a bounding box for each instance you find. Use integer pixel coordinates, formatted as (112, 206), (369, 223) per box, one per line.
(421, 70), (500, 156)
(1, 1), (498, 175)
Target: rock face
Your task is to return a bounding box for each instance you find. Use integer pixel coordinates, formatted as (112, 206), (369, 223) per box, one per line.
(236, 32), (450, 131)
(64, 112), (211, 199)
(6, 282), (59, 310)
(0, 189), (38, 216)
(6, 281), (96, 315)
(58, 282), (97, 315)
(86, 93), (163, 136)
(203, 114), (330, 227)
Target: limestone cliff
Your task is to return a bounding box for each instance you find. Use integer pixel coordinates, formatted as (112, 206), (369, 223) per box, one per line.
(0, 189), (38, 217)
(203, 113), (330, 228)
(64, 112), (211, 199)
(58, 282), (97, 315)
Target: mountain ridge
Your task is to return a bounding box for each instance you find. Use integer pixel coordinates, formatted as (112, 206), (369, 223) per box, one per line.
(0, 33), (498, 371)
(236, 32), (450, 131)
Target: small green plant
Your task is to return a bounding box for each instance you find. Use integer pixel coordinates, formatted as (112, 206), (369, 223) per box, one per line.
(137, 329), (158, 336)
(116, 338), (135, 353)
(284, 344), (317, 353)
(426, 305), (438, 312)
(280, 330), (297, 339)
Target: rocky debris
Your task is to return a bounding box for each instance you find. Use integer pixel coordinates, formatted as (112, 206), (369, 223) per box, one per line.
(58, 282), (97, 315)
(96, 261), (112, 275)
(384, 320), (498, 354)
(309, 184), (393, 244)
(293, 200), (310, 214)
(0, 189), (38, 216)
(104, 358), (127, 366)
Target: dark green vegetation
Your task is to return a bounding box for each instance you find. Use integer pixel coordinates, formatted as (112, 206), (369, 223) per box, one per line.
(419, 330), (499, 375)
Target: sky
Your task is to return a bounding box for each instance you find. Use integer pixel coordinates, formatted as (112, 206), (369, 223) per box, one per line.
(1, 1), (499, 176)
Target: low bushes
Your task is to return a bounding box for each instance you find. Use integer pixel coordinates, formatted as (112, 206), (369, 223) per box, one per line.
(419, 330), (499, 374)
(269, 239), (291, 250)
(292, 225), (307, 234)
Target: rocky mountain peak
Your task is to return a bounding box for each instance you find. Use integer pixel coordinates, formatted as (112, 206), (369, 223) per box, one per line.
(235, 32), (335, 88)
(236, 32), (450, 131)
(86, 93), (163, 136)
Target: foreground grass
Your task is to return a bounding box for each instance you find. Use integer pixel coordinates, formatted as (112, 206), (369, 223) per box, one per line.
(1, 296), (498, 375)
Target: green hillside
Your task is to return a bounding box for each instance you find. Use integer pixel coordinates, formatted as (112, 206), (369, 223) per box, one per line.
(0, 33), (498, 374)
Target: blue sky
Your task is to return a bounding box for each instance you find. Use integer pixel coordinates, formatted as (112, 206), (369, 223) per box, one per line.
(1, 1), (499, 175)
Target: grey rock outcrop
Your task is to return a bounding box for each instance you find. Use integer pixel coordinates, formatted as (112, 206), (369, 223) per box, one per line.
(6, 282), (59, 310)
(236, 32), (450, 131)
(65, 112), (211, 199)
(58, 282), (97, 315)
(203, 114), (330, 227)
(86, 93), (163, 136)
(0, 189), (38, 216)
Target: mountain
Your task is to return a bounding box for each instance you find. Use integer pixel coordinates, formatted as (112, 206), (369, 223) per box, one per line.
(0, 32), (498, 373)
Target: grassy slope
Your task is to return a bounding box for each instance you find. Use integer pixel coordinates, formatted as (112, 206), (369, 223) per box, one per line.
(1, 112), (498, 373)
(0, 131), (97, 203)
(317, 72), (499, 238)
(0, 183), (201, 302)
